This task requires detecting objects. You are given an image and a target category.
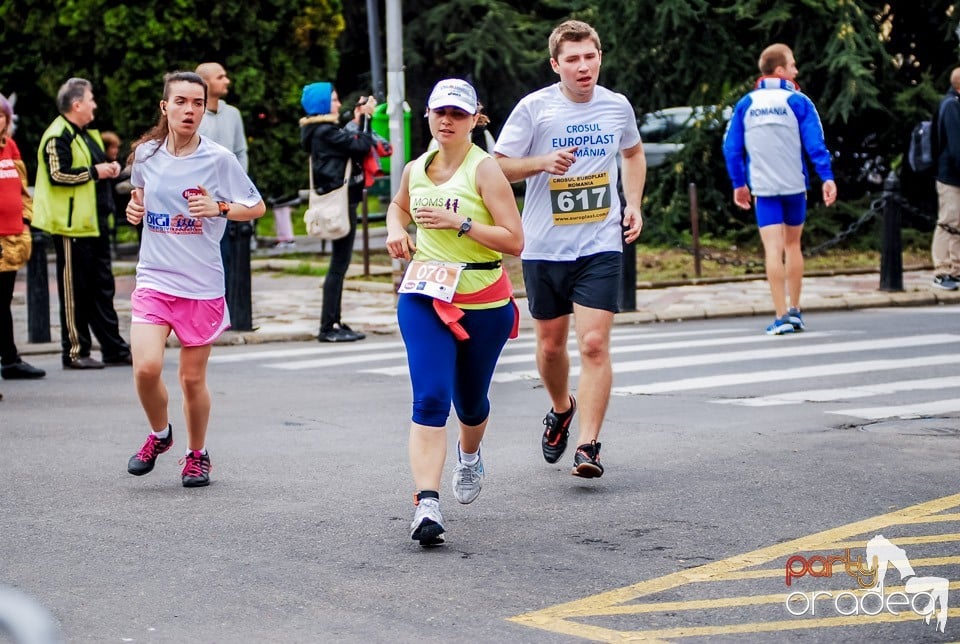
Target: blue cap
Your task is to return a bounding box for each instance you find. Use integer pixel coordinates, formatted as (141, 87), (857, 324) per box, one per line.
(301, 82), (333, 116)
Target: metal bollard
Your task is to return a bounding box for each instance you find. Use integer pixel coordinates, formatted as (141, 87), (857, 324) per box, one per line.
(361, 188), (371, 277)
(689, 182), (702, 278)
(226, 221), (254, 330)
(879, 171), (903, 292)
(26, 228), (51, 343)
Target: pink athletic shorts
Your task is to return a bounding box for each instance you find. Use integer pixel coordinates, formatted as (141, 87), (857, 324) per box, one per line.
(131, 288), (231, 347)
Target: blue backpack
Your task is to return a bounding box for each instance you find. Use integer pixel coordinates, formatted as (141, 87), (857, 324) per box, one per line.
(908, 119), (937, 174)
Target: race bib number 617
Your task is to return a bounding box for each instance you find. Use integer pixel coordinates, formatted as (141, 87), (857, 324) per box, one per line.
(549, 171), (611, 225)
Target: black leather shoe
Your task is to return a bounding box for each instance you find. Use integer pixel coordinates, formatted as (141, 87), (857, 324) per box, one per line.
(103, 353), (133, 366)
(63, 356), (105, 370)
(1, 360), (46, 380)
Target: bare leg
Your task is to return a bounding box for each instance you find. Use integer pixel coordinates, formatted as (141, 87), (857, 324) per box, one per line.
(759, 223), (787, 317)
(572, 304), (614, 445)
(784, 223), (805, 309)
(409, 423), (447, 492)
(457, 418), (487, 456)
(179, 344), (213, 452)
(534, 315), (573, 414)
(131, 323), (171, 431)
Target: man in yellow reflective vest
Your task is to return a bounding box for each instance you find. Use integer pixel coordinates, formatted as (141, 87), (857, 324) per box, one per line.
(33, 77), (131, 369)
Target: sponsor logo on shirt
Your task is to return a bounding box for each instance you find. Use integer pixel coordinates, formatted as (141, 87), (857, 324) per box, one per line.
(145, 211), (203, 235)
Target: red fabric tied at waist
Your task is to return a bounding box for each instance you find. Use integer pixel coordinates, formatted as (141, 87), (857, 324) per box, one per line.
(431, 270), (519, 342)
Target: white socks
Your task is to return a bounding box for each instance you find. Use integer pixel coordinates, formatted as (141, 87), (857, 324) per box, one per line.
(459, 445), (479, 465)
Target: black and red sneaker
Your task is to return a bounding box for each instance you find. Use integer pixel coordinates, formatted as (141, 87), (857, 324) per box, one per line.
(541, 395), (576, 463)
(127, 426), (173, 476)
(180, 450), (212, 488)
(572, 440), (604, 478)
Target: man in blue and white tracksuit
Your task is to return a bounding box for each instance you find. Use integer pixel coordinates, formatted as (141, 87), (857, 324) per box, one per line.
(723, 43), (837, 335)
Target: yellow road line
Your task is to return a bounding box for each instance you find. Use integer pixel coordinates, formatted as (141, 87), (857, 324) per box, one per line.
(508, 492), (960, 640)
(821, 533), (960, 548)
(561, 581), (960, 618)
(613, 608), (960, 641)
(718, 556), (960, 581)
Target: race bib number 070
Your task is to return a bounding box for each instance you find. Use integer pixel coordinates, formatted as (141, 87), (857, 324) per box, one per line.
(397, 260), (464, 303)
(549, 172), (611, 225)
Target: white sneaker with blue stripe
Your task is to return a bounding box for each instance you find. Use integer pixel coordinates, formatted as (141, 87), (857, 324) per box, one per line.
(786, 307), (805, 331)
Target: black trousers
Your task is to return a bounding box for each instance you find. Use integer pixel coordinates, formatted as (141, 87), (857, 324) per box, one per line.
(319, 202), (359, 333)
(0, 270), (19, 365)
(52, 231), (130, 363)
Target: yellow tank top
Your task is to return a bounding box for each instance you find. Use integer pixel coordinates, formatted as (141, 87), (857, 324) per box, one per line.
(408, 144), (505, 305)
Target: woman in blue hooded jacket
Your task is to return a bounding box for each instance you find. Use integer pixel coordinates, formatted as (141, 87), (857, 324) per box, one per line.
(300, 82), (376, 342)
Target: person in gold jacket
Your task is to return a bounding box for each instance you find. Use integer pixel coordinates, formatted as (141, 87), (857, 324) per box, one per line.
(0, 93), (45, 382)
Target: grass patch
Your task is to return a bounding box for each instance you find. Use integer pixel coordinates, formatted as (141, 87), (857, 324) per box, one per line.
(633, 244), (930, 282)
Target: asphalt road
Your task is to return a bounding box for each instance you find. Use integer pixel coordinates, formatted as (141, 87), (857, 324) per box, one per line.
(2, 305), (959, 642)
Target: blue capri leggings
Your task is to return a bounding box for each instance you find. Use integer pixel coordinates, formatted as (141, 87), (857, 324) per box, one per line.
(398, 293), (515, 427)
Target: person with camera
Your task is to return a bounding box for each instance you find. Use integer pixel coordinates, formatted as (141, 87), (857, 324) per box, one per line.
(300, 83), (377, 342)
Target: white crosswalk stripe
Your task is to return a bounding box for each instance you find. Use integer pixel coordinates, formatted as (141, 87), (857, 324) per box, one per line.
(711, 376), (960, 407)
(612, 354), (960, 395)
(362, 327), (799, 377)
(212, 326), (960, 424)
(827, 399), (960, 420)
(498, 334), (958, 384)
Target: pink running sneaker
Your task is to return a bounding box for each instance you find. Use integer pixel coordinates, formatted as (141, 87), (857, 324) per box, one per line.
(180, 450), (211, 488)
(127, 427), (173, 476)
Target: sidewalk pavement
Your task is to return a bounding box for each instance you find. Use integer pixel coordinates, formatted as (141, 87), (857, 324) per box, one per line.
(12, 232), (960, 356)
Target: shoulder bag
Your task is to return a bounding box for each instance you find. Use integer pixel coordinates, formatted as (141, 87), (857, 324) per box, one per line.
(304, 157), (351, 240)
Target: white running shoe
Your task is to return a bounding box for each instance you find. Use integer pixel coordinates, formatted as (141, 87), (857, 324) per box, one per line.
(410, 498), (445, 546)
(452, 443), (484, 504)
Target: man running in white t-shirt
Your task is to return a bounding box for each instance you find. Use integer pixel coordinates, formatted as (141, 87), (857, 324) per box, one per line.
(494, 19), (646, 478)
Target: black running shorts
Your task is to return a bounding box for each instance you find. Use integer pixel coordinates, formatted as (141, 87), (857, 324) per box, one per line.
(522, 251), (622, 319)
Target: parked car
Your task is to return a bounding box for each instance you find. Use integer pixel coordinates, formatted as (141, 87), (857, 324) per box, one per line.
(639, 105), (732, 168)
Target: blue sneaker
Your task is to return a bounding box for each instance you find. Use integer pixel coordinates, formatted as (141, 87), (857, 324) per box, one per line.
(786, 307), (805, 331)
(765, 316), (795, 336)
(932, 274), (959, 290)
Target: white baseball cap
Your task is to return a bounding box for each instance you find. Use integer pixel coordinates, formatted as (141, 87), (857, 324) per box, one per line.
(427, 79), (478, 115)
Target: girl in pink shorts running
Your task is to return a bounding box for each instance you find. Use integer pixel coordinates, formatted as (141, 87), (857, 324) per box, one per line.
(122, 71), (265, 487)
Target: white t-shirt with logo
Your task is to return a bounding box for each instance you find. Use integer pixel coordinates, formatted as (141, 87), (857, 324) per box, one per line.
(131, 137), (262, 299)
(494, 83), (641, 261)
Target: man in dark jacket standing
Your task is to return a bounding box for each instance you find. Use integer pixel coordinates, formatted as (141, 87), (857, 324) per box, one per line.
(932, 67), (960, 290)
(300, 82), (376, 342)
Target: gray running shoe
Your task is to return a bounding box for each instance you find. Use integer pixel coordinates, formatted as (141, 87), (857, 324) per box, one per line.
(410, 498), (445, 546)
(452, 443), (484, 504)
